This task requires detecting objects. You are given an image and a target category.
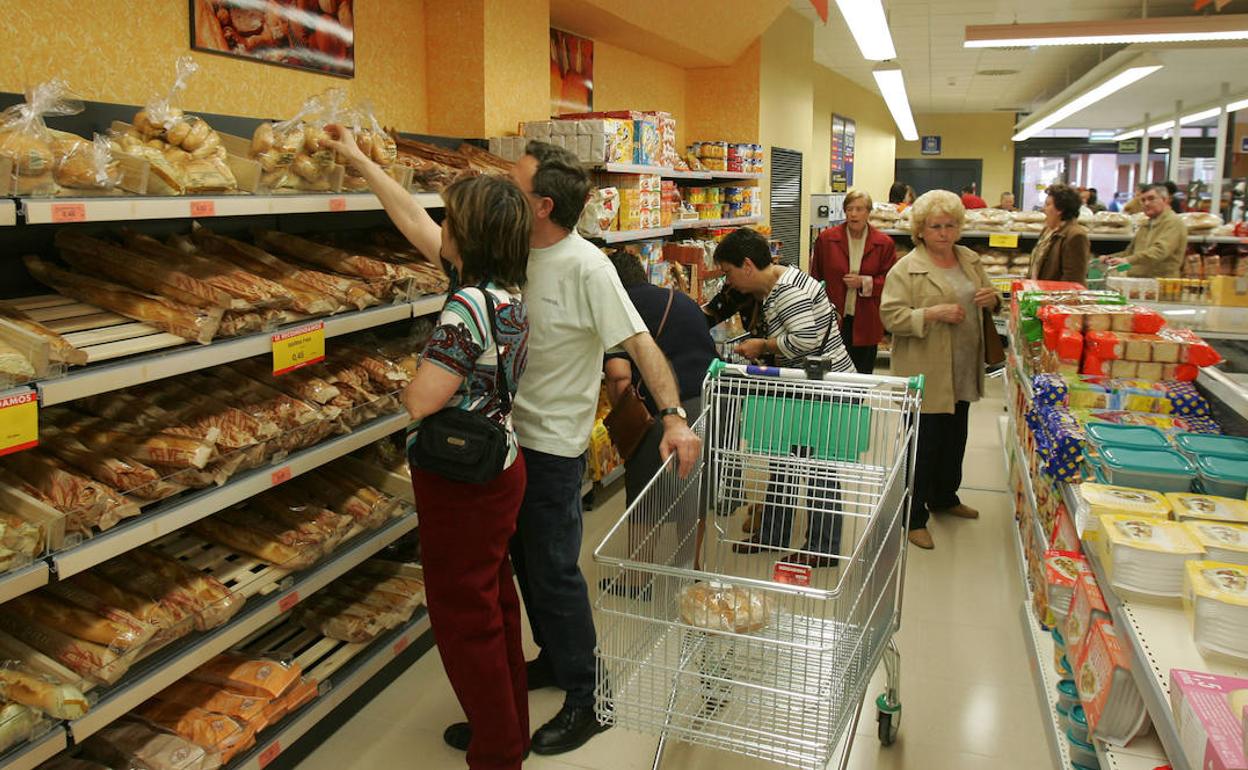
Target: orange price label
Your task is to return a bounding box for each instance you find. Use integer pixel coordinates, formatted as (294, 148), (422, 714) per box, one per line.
(190, 200), (216, 217)
(328, 197), (347, 212)
(258, 741), (282, 769)
(0, 390), (38, 458)
(278, 591), (300, 612)
(272, 321), (325, 376)
(772, 561), (812, 587)
(271, 466), (292, 486)
(392, 635), (411, 657)
(50, 203), (86, 223)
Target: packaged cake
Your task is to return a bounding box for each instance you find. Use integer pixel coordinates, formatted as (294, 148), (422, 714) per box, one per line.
(1101, 514), (1205, 598)
(1183, 562), (1248, 662)
(1169, 493), (1248, 525)
(1185, 522), (1248, 566)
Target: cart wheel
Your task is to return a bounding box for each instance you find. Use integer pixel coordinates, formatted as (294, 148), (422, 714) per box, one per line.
(876, 694), (900, 746)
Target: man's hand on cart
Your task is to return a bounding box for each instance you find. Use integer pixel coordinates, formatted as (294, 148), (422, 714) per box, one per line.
(734, 337), (770, 360)
(659, 417), (702, 479)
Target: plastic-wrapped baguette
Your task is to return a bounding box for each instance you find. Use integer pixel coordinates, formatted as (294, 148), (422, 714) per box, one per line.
(54, 231), (235, 310)
(23, 254), (223, 344)
(5, 593), (154, 652)
(0, 665), (89, 719)
(254, 229), (401, 280)
(0, 302), (88, 365)
(121, 230), (294, 311)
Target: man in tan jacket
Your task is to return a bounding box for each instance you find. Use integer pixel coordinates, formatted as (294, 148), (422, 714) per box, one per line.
(1104, 184), (1187, 278)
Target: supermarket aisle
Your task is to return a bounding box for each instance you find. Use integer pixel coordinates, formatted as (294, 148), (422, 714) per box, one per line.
(295, 382), (1053, 770)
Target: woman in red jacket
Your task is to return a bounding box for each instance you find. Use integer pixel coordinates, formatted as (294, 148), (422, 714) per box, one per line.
(811, 190), (899, 373)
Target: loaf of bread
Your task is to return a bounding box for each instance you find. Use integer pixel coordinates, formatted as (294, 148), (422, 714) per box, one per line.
(678, 581), (771, 634)
(0, 665), (89, 719)
(6, 593), (154, 652)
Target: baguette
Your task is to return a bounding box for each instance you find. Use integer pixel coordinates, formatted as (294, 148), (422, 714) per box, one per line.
(55, 231), (235, 310)
(0, 665), (90, 719)
(189, 515), (310, 568)
(0, 302), (87, 365)
(254, 230), (401, 280)
(0, 612), (133, 685)
(189, 230), (359, 313)
(67, 573), (192, 645)
(121, 231), (295, 311)
(6, 593), (154, 651)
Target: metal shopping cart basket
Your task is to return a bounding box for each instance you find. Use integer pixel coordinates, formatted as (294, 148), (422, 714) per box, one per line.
(593, 359), (924, 769)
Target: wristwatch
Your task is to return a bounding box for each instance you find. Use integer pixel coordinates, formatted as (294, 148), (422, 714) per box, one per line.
(658, 406), (688, 422)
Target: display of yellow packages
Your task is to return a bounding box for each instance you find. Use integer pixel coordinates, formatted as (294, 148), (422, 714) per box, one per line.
(1167, 493), (1248, 525)
(1183, 521), (1248, 566)
(1101, 514), (1205, 598)
(1182, 560), (1248, 660)
(1076, 483), (1171, 543)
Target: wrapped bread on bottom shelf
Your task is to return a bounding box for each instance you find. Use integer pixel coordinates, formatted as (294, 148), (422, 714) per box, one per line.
(294, 561), (425, 642)
(133, 700), (256, 764)
(80, 717), (223, 770)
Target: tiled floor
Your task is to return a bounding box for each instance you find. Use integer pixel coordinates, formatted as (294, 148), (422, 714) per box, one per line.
(295, 378), (1053, 769)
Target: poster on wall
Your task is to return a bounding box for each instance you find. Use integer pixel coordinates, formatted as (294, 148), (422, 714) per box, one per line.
(190, 0), (355, 78)
(551, 29), (593, 115)
(829, 113), (855, 192)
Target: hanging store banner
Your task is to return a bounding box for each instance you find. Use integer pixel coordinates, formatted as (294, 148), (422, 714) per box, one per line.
(191, 0), (355, 78)
(551, 29), (594, 115)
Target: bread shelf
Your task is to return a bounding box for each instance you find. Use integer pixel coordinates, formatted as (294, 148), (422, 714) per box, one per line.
(34, 295), (443, 407)
(0, 560), (49, 606)
(672, 216), (762, 230)
(49, 410), (408, 581)
(601, 227), (674, 244)
(0, 725), (66, 770)
(19, 192), (444, 225)
(229, 611), (431, 770)
(0, 200), (15, 227)
(67, 508), (420, 743)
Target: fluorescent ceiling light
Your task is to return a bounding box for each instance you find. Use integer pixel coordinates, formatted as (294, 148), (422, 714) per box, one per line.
(1180, 107), (1221, 125)
(1012, 62), (1162, 141)
(1112, 129), (1143, 141)
(1147, 121), (1171, 135)
(873, 66), (918, 141)
(835, 0), (896, 61)
(965, 15), (1248, 48)
(1230, 98), (1248, 112)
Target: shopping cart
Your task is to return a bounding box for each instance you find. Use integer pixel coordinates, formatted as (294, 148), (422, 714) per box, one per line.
(593, 360), (923, 769)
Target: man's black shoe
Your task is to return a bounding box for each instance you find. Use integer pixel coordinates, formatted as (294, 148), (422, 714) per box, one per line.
(531, 704), (611, 755)
(526, 658), (557, 691)
(443, 722), (530, 759)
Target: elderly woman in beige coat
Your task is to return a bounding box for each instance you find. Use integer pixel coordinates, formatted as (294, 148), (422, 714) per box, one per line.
(881, 190), (999, 550)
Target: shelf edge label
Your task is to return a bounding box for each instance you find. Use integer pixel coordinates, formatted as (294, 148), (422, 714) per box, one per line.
(190, 200), (216, 218)
(278, 591), (301, 612)
(272, 321), (325, 376)
(988, 233), (1020, 249)
(50, 203), (86, 223)
(258, 741), (282, 768)
(392, 634), (412, 657)
(271, 466), (292, 486)
(0, 390), (38, 458)
(328, 196), (347, 212)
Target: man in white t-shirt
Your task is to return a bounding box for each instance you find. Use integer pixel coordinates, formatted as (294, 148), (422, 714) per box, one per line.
(505, 141), (700, 755)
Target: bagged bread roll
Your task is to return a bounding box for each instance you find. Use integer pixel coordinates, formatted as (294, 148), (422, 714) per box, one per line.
(188, 654), (301, 700)
(0, 664), (89, 719)
(678, 581), (771, 634)
(0, 79), (83, 196)
(51, 131), (120, 190)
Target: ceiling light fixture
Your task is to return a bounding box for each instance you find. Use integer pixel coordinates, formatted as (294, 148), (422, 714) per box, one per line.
(1179, 107), (1222, 125)
(1229, 98), (1248, 112)
(965, 15), (1248, 48)
(1112, 129), (1144, 141)
(835, 0), (897, 60)
(1012, 59), (1163, 141)
(873, 65), (918, 141)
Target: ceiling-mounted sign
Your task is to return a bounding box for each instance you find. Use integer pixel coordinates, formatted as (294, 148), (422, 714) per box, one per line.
(921, 136), (941, 156)
(1118, 139), (1140, 154)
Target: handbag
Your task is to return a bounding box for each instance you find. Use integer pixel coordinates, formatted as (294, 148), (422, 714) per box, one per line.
(604, 289), (675, 462)
(982, 307), (1006, 366)
(408, 285), (513, 485)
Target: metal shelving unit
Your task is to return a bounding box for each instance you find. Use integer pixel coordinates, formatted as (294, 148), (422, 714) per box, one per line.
(0, 561), (49, 606)
(19, 192), (444, 225)
(67, 509), (420, 742)
(671, 215), (762, 230)
(600, 226), (675, 244)
(50, 410), (408, 580)
(0, 727), (66, 770)
(0, 200), (15, 227)
(229, 611), (432, 770)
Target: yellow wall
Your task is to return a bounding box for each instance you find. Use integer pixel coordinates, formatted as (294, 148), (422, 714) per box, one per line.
(593, 42), (689, 148)
(484, 0), (552, 137)
(686, 42), (762, 144)
(811, 65), (897, 204)
(426, 2), (485, 136)
(1, 0), (428, 132)
(758, 8), (815, 263)
(895, 113), (1018, 200)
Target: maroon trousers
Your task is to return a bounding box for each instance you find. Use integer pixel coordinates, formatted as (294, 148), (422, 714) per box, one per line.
(412, 456), (529, 770)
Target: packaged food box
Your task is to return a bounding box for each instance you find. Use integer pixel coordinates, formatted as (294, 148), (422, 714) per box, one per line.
(1170, 669), (1248, 770)
(1096, 446), (1196, 493)
(1045, 550), (1089, 621)
(1184, 522), (1248, 566)
(1168, 493), (1248, 525)
(1197, 455), (1248, 500)
(1101, 514), (1205, 598)
(1063, 570), (1109, 666)
(1075, 618), (1149, 745)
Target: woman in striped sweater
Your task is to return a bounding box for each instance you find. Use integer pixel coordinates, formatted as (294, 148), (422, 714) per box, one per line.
(703, 228), (854, 568)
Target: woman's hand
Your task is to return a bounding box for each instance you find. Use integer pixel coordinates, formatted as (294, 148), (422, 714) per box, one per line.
(734, 338), (770, 360)
(973, 287), (998, 309)
(924, 304), (966, 325)
(843, 273), (863, 290)
(320, 123), (369, 169)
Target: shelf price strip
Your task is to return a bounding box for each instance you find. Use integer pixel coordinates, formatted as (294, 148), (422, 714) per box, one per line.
(272, 322), (325, 376)
(50, 203), (87, 223)
(988, 233), (1020, 248)
(0, 389), (38, 457)
(190, 200), (216, 218)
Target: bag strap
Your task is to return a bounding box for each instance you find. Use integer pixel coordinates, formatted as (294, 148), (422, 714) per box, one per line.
(655, 288), (676, 341)
(477, 283), (511, 413)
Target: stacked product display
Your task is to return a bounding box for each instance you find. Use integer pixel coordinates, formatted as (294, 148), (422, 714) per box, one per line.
(1004, 277), (1248, 770)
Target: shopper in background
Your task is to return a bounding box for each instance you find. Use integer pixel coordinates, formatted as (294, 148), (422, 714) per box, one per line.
(810, 189), (898, 374)
(881, 189), (999, 551)
(705, 228), (855, 567)
(889, 181), (912, 211)
(508, 140), (700, 754)
(1165, 180), (1184, 213)
(996, 192), (1016, 211)
(1103, 184), (1188, 278)
(322, 125), (533, 770)
(1031, 183), (1092, 284)
(1122, 183), (1148, 215)
(1086, 188), (1107, 213)
(960, 184), (987, 210)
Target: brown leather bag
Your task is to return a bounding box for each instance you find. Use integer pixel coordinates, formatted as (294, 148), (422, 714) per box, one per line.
(982, 307), (1005, 366)
(605, 289), (675, 462)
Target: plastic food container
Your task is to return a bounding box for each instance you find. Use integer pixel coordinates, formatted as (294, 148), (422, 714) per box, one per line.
(1056, 703), (1070, 735)
(1085, 423), (1169, 451)
(1052, 629), (1066, 674)
(1069, 704), (1089, 745)
(1176, 433), (1248, 461)
(1067, 730), (1099, 768)
(1059, 655), (1073, 677)
(1057, 679), (1079, 713)
(1196, 455), (1248, 499)
(1097, 446), (1196, 493)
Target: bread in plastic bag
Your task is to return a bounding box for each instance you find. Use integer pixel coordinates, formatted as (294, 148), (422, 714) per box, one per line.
(678, 581), (771, 634)
(0, 80), (83, 196)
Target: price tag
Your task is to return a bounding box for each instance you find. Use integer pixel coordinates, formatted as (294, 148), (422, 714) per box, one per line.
(50, 203), (86, 223)
(190, 200), (216, 217)
(257, 741), (282, 769)
(328, 197), (347, 212)
(278, 591), (301, 612)
(0, 390), (38, 458)
(271, 321), (325, 375)
(988, 232), (1019, 248)
(392, 634), (411, 657)
(772, 561), (812, 587)
(271, 466), (292, 486)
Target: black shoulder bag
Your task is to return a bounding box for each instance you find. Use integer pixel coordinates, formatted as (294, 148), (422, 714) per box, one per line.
(408, 286), (513, 485)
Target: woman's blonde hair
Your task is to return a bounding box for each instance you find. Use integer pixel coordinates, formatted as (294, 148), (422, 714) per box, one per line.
(909, 189), (965, 242)
(844, 189), (873, 211)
